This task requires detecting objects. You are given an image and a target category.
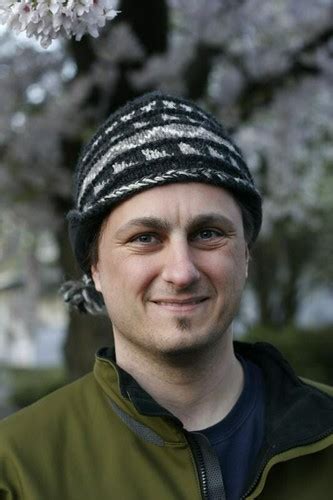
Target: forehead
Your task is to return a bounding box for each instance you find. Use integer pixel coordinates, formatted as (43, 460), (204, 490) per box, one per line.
(104, 182), (242, 230)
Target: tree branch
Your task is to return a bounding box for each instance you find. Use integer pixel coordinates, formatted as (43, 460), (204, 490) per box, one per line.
(238, 25), (333, 121)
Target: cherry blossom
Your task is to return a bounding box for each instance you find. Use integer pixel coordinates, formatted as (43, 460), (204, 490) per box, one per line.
(0, 0), (120, 48)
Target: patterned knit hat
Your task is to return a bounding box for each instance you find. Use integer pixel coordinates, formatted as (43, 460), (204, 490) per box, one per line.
(62, 91), (262, 314)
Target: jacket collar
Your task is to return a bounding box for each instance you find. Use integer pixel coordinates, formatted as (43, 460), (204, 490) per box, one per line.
(95, 346), (177, 419)
(95, 342), (333, 451)
(94, 346), (185, 444)
(235, 341), (333, 452)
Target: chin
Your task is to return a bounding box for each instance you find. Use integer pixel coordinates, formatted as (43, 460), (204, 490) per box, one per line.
(153, 323), (226, 360)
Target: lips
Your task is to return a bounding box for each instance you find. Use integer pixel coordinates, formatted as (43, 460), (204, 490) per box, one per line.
(150, 296), (208, 312)
(152, 297), (207, 305)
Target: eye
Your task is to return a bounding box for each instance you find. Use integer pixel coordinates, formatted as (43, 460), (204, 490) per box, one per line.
(192, 229), (224, 241)
(131, 233), (160, 245)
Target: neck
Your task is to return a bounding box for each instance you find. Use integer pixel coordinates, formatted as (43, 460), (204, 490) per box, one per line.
(114, 331), (244, 431)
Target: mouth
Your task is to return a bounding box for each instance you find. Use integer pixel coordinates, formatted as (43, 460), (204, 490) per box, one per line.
(150, 297), (209, 312)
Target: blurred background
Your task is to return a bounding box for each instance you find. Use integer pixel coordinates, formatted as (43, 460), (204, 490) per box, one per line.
(1, 0), (332, 418)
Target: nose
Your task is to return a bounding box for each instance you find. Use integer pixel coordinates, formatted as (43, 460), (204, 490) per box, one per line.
(161, 237), (200, 288)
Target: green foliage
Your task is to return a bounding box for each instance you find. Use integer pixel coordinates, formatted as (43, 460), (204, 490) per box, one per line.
(7, 367), (68, 410)
(244, 325), (333, 385)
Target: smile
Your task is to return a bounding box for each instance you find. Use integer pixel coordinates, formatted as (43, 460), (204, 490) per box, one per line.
(151, 297), (208, 312)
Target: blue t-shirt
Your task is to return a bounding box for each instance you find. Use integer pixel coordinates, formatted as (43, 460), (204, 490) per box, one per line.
(199, 357), (265, 500)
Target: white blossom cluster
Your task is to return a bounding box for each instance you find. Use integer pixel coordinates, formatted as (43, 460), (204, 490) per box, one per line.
(0, 0), (120, 48)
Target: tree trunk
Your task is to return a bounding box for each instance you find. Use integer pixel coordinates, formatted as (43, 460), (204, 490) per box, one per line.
(56, 220), (113, 380)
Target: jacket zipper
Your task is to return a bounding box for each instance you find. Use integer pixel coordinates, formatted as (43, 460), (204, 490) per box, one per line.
(186, 433), (209, 500)
(241, 428), (333, 499)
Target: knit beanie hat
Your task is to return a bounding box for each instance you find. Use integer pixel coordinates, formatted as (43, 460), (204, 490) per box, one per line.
(61, 91), (262, 314)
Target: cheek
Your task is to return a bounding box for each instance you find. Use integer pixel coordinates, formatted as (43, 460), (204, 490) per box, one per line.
(98, 255), (159, 300)
(230, 248), (248, 289)
(208, 246), (247, 288)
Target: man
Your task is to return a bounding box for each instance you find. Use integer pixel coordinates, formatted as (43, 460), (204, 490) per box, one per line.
(0, 92), (332, 500)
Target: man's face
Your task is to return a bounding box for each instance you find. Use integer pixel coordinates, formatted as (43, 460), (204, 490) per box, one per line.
(92, 183), (249, 358)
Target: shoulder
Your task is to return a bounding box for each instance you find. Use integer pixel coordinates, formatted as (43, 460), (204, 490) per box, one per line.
(0, 371), (111, 498)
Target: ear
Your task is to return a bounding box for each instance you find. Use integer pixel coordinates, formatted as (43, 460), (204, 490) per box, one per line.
(91, 264), (102, 293)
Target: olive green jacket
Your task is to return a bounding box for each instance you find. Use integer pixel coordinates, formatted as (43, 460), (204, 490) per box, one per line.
(0, 342), (332, 499)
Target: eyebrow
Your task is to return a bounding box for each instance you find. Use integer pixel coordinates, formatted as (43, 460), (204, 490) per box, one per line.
(188, 213), (236, 231)
(115, 217), (172, 237)
(115, 212), (236, 237)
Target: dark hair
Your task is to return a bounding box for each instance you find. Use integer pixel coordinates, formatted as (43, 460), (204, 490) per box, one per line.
(236, 199), (256, 250)
(85, 218), (107, 270)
